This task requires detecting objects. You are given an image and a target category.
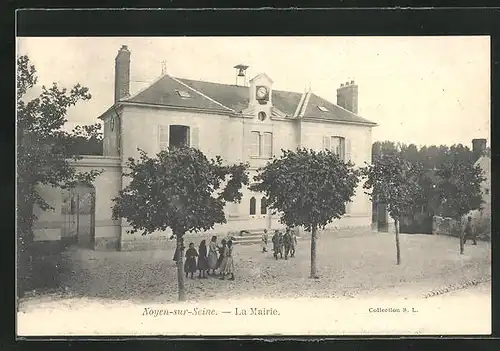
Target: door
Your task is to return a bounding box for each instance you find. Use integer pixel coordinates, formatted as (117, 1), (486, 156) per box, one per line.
(61, 184), (96, 249)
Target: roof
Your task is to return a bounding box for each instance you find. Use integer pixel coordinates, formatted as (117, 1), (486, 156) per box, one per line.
(121, 74), (376, 125)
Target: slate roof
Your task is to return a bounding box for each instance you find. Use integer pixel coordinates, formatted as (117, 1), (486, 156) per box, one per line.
(123, 74), (376, 125)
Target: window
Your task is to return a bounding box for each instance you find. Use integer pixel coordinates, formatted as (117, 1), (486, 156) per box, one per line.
(260, 197), (268, 215)
(318, 106), (329, 112)
(251, 131), (260, 157)
(258, 111), (267, 121)
(177, 90), (191, 98)
(250, 197), (256, 215)
(331, 136), (345, 161)
(170, 125), (190, 148)
(250, 131), (273, 159)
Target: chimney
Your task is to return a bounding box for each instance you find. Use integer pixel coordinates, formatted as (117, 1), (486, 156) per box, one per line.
(336, 80), (358, 114)
(115, 45), (131, 102)
(472, 138), (487, 157)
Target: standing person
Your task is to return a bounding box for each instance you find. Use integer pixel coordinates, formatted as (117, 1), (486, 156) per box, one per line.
(463, 216), (477, 245)
(290, 228), (298, 257)
(272, 230), (280, 260)
(220, 240), (235, 280)
(197, 240), (209, 279)
(278, 231), (284, 259)
(207, 236), (219, 275)
(184, 242), (198, 279)
(261, 229), (269, 253)
(283, 229), (292, 260)
(216, 239), (227, 275)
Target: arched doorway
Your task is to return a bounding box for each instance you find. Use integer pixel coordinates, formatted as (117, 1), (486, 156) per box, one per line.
(61, 183), (96, 249)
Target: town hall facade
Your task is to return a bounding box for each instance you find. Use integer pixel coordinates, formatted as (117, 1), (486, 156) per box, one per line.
(32, 45), (377, 250)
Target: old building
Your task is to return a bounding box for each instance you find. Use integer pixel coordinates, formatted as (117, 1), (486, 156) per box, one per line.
(33, 45), (377, 250)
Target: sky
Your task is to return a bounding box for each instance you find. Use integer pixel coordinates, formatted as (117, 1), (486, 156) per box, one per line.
(16, 36), (490, 148)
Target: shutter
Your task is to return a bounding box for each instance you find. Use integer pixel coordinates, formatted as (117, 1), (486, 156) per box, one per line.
(345, 138), (352, 163)
(190, 126), (199, 149)
(158, 125), (170, 151)
(263, 132), (273, 158)
(250, 131), (260, 157)
(323, 136), (331, 151)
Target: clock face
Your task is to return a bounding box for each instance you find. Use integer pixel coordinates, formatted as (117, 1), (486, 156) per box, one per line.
(256, 86), (268, 99)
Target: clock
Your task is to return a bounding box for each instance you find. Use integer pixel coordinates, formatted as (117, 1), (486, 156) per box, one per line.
(110, 116), (115, 131)
(256, 86), (269, 100)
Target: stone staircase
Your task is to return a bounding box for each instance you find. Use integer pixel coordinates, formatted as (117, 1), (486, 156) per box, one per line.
(231, 229), (302, 246)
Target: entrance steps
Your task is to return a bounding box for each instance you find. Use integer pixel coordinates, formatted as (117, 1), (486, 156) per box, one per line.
(231, 229), (301, 246)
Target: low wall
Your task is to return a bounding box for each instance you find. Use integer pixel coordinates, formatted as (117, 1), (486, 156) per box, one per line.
(433, 212), (491, 240)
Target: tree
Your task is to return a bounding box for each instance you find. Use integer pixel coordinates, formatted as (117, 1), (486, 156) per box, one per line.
(111, 147), (248, 301)
(250, 148), (359, 278)
(435, 160), (484, 254)
(361, 153), (422, 265)
(17, 55), (102, 296)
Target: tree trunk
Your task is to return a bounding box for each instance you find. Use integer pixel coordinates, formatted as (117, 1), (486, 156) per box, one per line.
(310, 225), (318, 278)
(459, 218), (464, 255)
(395, 218), (401, 265)
(176, 234), (186, 301)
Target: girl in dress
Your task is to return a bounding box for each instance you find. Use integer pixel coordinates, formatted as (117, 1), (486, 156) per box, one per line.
(184, 242), (198, 279)
(197, 240), (209, 279)
(216, 239), (227, 275)
(207, 236), (218, 275)
(220, 240), (235, 281)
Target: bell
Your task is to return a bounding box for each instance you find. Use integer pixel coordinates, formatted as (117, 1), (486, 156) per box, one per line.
(237, 69), (245, 77)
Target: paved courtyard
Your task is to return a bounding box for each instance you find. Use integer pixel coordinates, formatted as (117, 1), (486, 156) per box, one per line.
(19, 230), (491, 306)
(17, 230), (491, 335)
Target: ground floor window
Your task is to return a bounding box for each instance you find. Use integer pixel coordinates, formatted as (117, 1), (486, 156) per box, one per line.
(250, 196), (256, 215)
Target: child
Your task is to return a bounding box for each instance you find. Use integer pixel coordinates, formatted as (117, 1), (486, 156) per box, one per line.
(207, 236), (218, 275)
(197, 240), (209, 278)
(261, 229), (269, 253)
(184, 242), (198, 279)
(220, 240), (235, 280)
(290, 228), (297, 257)
(216, 239), (227, 275)
(272, 230), (280, 260)
(283, 229), (292, 260)
(278, 231), (284, 259)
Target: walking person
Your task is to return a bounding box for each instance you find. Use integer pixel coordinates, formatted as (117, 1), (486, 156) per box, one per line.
(261, 229), (269, 253)
(272, 230), (280, 260)
(184, 242), (198, 279)
(197, 240), (209, 279)
(207, 236), (219, 275)
(216, 239), (227, 275)
(463, 216), (477, 245)
(220, 240), (235, 280)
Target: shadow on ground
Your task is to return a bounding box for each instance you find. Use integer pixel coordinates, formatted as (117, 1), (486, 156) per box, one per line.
(20, 230), (491, 305)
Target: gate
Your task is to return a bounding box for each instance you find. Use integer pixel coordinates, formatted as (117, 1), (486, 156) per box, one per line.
(61, 184), (96, 248)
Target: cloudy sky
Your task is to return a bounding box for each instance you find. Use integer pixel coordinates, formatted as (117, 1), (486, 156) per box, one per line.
(17, 36), (490, 147)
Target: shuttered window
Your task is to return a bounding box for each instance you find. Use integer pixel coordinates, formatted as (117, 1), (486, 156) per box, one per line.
(331, 136), (345, 161)
(250, 131), (273, 159)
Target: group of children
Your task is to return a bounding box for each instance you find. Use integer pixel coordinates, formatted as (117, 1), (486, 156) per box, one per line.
(261, 228), (298, 260)
(173, 235), (235, 281)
